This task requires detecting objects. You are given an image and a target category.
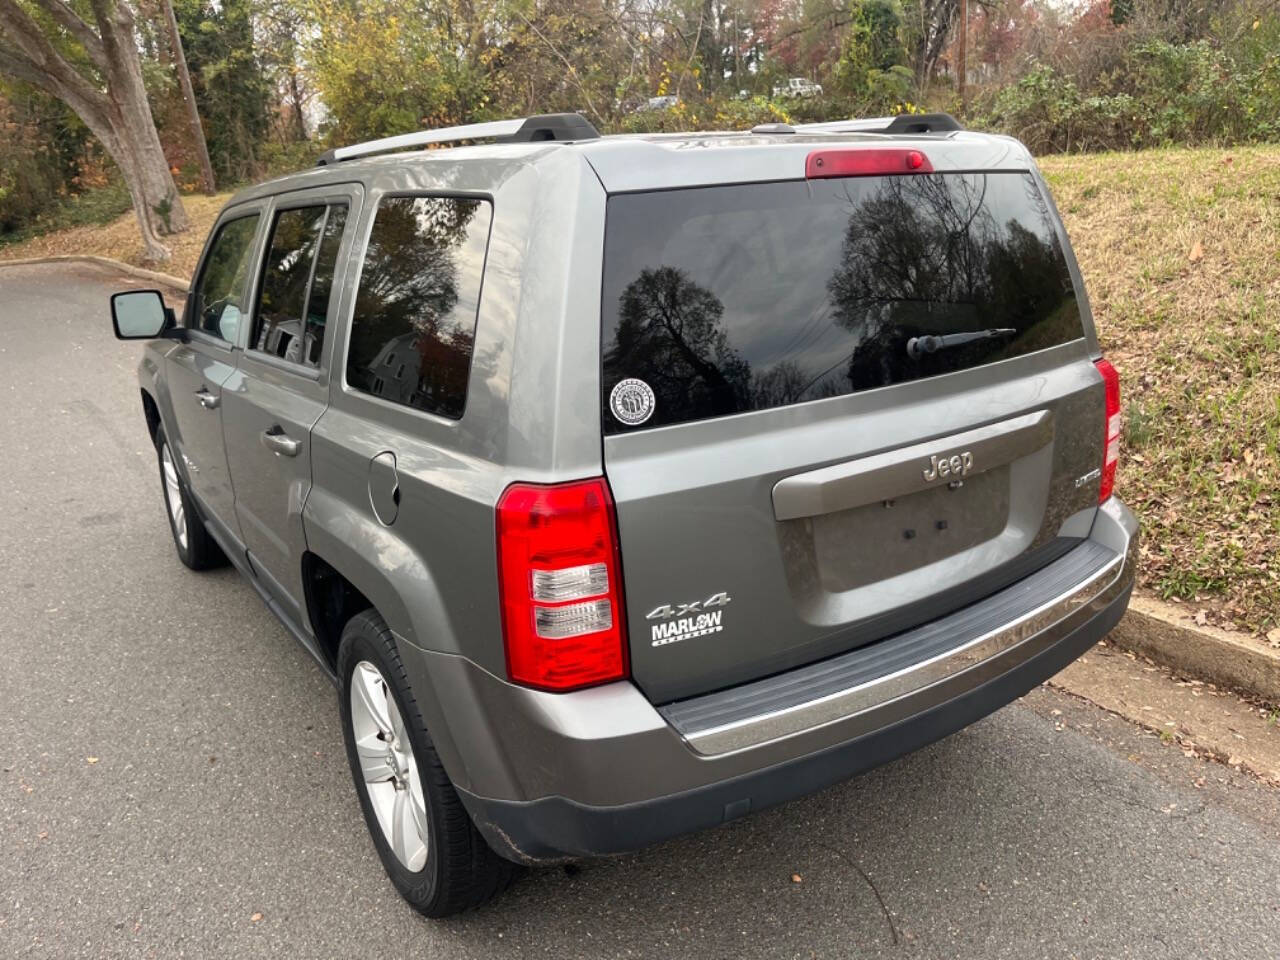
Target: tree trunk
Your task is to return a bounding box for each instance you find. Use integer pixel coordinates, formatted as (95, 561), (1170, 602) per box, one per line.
(93, 0), (190, 238)
(289, 68), (307, 141)
(161, 0), (216, 194)
(0, 0), (189, 262)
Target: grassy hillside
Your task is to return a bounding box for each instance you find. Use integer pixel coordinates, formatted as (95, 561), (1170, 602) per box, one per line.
(4, 145), (1277, 638)
(1042, 146), (1279, 637)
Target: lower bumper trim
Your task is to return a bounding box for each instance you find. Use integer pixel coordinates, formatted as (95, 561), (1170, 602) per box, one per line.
(459, 573), (1133, 864)
(667, 538), (1124, 755)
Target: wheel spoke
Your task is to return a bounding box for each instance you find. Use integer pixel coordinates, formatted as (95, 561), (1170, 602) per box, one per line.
(387, 692), (409, 746)
(352, 665), (394, 736)
(408, 768), (429, 841)
(355, 733), (394, 783)
(390, 788), (409, 864)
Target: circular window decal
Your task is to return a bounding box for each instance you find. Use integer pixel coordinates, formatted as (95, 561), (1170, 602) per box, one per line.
(609, 378), (656, 427)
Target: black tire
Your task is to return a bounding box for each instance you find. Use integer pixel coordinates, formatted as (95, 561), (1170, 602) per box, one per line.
(337, 609), (520, 917)
(153, 424), (226, 571)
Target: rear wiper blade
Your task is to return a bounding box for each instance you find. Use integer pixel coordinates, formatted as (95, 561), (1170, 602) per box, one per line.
(906, 328), (1016, 360)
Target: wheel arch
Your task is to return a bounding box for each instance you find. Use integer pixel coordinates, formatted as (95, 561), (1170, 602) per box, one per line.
(300, 501), (474, 791)
(140, 389), (162, 443)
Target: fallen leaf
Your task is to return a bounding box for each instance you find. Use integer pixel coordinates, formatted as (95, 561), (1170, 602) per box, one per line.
(1188, 241), (1204, 262)
(1266, 627), (1280, 648)
(1194, 610), (1208, 626)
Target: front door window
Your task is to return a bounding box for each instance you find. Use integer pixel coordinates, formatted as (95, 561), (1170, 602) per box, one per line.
(190, 214), (261, 343)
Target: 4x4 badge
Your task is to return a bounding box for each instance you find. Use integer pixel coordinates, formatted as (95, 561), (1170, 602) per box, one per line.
(609, 378), (656, 426)
(646, 592), (732, 620)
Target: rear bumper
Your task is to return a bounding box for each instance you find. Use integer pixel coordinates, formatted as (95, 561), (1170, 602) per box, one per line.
(406, 499), (1137, 864)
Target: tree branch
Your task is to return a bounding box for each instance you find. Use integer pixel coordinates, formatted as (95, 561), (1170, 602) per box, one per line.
(511, 9), (605, 126)
(0, 0), (110, 116)
(0, 39), (51, 88)
(28, 0), (107, 70)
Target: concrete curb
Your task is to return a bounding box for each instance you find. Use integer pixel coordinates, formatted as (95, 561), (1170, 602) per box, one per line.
(1108, 595), (1280, 705)
(0, 254), (189, 291)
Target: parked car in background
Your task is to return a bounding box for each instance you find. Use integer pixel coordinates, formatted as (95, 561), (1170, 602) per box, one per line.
(774, 77), (823, 98)
(109, 110), (1136, 918)
(644, 94), (680, 111)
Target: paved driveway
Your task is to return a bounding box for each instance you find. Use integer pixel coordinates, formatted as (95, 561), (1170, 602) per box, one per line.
(2, 261), (1278, 959)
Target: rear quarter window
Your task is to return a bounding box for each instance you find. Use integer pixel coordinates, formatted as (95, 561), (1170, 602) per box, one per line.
(601, 172), (1083, 432)
(346, 195), (492, 419)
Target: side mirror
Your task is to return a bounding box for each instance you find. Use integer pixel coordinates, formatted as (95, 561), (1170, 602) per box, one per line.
(110, 289), (179, 340)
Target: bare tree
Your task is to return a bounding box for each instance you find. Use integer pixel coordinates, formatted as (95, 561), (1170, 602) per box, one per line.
(0, 0), (190, 261)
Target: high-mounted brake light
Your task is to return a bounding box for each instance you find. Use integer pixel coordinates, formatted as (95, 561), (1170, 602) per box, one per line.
(496, 479), (629, 691)
(1095, 358), (1121, 503)
(806, 148), (933, 179)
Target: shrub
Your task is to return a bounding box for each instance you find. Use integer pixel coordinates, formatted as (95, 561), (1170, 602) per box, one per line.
(979, 21), (1280, 153)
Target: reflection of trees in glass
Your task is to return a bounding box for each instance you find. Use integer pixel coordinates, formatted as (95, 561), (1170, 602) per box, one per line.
(606, 266), (751, 421)
(256, 206), (325, 359)
(602, 174), (1078, 428)
(194, 215), (259, 333)
(348, 197), (487, 419)
(825, 173), (1073, 391)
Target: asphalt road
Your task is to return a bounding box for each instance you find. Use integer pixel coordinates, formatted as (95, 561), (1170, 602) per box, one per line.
(2, 261), (1278, 960)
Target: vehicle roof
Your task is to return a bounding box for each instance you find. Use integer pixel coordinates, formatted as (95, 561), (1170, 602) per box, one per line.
(227, 127), (1034, 206)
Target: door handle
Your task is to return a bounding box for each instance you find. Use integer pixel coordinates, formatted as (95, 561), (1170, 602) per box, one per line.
(195, 388), (220, 410)
(261, 427), (300, 458)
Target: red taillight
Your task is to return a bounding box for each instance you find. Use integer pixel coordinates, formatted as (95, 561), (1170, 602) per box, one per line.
(1096, 358), (1121, 503)
(806, 148), (933, 179)
(496, 478), (628, 692)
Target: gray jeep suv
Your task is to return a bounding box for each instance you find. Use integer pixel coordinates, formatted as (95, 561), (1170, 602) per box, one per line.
(109, 112), (1136, 916)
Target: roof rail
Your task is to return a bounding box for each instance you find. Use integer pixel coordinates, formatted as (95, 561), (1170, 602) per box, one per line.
(315, 113), (600, 166)
(883, 112), (963, 134)
(793, 112), (964, 136)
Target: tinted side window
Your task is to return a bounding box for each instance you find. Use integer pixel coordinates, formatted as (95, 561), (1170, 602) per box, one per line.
(252, 203), (349, 367)
(191, 214), (260, 343)
(347, 196), (492, 419)
(305, 205), (348, 359)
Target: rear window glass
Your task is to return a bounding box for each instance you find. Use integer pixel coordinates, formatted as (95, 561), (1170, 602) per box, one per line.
(347, 196), (492, 420)
(601, 172), (1082, 432)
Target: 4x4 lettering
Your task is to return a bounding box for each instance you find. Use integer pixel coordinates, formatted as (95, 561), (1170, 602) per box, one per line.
(646, 592), (733, 620)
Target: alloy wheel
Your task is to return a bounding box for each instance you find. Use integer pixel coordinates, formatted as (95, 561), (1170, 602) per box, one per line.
(349, 661), (430, 872)
(160, 443), (188, 549)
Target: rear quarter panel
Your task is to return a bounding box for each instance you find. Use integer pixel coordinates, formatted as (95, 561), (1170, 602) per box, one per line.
(302, 146), (608, 696)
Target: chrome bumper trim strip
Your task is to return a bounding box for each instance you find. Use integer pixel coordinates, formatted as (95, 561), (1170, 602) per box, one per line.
(684, 535), (1137, 756)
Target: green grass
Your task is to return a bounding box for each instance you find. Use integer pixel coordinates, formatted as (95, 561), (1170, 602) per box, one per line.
(1042, 144), (1280, 636)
